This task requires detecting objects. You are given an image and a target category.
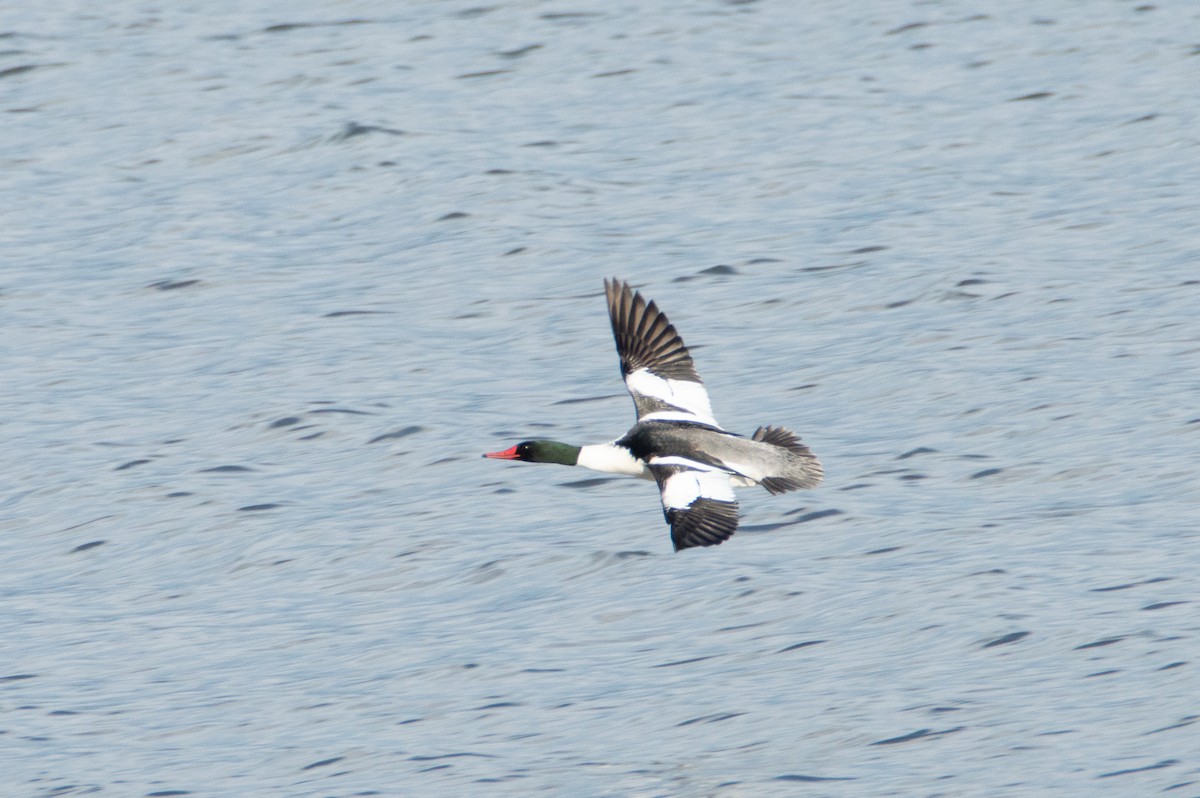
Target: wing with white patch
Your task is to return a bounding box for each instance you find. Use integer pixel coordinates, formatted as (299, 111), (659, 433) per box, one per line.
(605, 278), (720, 427)
(648, 457), (740, 551)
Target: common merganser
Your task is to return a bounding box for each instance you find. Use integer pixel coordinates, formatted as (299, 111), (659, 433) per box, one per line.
(484, 278), (822, 551)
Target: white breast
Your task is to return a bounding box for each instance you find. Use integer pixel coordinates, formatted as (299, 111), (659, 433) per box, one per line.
(578, 443), (653, 479)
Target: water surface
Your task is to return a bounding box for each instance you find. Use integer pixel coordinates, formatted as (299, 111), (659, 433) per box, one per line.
(3, 1), (1198, 795)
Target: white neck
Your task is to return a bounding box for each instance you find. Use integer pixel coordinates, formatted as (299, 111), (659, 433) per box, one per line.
(577, 443), (652, 479)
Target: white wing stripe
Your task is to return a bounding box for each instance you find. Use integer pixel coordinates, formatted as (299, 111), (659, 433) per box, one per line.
(659, 469), (736, 510)
(648, 455), (721, 471)
(624, 369), (717, 425)
(638, 411), (722, 426)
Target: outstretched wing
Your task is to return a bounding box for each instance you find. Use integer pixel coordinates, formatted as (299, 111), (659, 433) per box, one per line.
(604, 278), (720, 427)
(648, 457), (739, 551)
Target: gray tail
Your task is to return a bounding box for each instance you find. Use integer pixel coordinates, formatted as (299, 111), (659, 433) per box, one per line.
(752, 426), (824, 494)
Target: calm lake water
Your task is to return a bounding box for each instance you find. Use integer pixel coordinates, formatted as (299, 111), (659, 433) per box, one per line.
(3, 1), (1198, 796)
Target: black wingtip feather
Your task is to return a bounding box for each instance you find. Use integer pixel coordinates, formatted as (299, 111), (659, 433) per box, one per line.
(669, 497), (740, 551)
(605, 278), (701, 382)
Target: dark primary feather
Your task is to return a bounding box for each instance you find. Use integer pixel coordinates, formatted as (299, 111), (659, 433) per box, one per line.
(605, 278), (700, 382)
(665, 497), (740, 551)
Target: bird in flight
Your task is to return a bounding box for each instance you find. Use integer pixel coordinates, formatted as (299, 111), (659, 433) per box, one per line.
(485, 278), (822, 551)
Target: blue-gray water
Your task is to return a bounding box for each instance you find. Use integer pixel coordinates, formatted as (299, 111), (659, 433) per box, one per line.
(3, 2), (1198, 796)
